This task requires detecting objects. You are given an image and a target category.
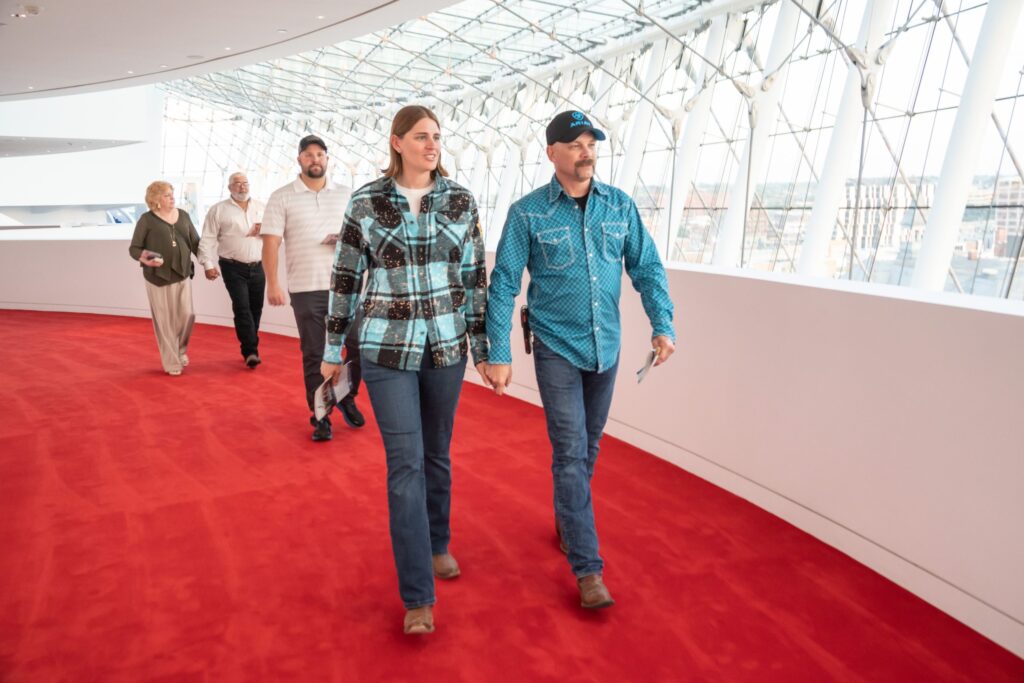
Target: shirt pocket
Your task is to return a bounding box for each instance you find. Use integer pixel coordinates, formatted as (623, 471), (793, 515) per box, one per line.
(370, 225), (409, 268)
(601, 222), (628, 262)
(434, 213), (467, 265)
(536, 226), (575, 270)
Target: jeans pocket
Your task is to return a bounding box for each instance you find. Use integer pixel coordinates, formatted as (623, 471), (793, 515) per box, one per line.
(601, 222), (627, 262)
(537, 226), (575, 270)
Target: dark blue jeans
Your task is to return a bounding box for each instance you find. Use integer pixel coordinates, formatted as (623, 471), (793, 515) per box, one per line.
(219, 258), (265, 358)
(533, 337), (619, 578)
(361, 351), (467, 609)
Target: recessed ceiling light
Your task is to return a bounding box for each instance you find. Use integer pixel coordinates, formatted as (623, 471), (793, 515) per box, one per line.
(27, 85), (34, 89)
(160, 64), (168, 68)
(316, 15), (325, 20)
(276, 28), (287, 33)
(187, 54), (204, 60)
(127, 70), (134, 74)
(224, 47), (231, 51)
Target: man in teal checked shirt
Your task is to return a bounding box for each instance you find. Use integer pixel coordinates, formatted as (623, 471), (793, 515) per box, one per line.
(486, 110), (676, 610)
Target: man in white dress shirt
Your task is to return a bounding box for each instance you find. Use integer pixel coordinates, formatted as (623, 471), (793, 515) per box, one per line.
(198, 171), (266, 368)
(262, 135), (364, 442)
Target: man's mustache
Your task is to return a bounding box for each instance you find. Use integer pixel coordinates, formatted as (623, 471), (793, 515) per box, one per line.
(575, 159), (595, 168)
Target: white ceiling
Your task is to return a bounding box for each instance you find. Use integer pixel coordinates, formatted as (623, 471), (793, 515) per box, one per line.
(0, 0), (456, 101)
(0, 135), (139, 158)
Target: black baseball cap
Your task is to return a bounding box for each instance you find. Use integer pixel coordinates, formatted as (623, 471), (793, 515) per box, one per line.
(298, 134), (327, 153)
(545, 110), (607, 145)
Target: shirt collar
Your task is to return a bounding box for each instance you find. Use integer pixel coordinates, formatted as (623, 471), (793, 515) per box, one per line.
(546, 174), (606, 203)
(381, 173), (450, 196)
(291, 175), (334, 193)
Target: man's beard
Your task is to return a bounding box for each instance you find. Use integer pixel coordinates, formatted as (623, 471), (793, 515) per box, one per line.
(230, 192), (249, 202)
(304, 164), (326, 179)
(574, 159), (595, 179)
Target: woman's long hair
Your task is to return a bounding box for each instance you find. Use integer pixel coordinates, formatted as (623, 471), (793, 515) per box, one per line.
(383, 105), (449, 180)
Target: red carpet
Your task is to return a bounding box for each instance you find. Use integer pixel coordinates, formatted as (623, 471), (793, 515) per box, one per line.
(0, 309), (1020, 681)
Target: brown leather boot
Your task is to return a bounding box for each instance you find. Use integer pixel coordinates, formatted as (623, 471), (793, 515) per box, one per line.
(578, 574), (614, 609)
(432, 553), (461, 579)
(403, 605), (434, 635)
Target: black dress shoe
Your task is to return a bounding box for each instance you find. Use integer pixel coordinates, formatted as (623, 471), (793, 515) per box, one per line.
(310, 415), (332, 441)
(245, 354), (261, 368)
(339, 398), (365, 428)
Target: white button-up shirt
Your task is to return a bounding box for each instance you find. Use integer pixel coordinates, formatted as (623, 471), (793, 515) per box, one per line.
(198, 197), (266, 268)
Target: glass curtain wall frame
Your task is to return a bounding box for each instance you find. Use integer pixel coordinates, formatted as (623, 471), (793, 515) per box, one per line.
(159, 0), (1024, 300)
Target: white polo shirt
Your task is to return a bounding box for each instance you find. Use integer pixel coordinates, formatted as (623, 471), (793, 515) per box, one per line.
(198, 197), (266, 268)
(261, 176), (352, 293)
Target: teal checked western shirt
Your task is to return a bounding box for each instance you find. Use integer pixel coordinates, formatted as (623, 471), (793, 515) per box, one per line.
(487, 175), (675, 373)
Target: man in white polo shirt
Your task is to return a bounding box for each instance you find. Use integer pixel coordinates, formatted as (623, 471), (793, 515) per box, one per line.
(198, 171), (266, 369)
(262, 134), (364, 442)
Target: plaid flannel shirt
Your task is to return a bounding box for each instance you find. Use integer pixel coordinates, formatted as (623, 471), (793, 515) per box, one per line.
(324, 174), (488, 370)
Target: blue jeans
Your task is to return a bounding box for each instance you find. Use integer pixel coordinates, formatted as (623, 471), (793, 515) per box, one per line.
(361, 351), (467, 609)
(533, 337), (618, 577)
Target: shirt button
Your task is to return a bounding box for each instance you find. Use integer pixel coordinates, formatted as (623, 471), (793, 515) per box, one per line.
(595, 327), (600, 332)
(594, 302), (598, 307)
(592, 276), (597, 281)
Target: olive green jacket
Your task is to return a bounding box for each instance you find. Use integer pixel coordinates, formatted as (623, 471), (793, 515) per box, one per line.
(128, 211), (200, 286)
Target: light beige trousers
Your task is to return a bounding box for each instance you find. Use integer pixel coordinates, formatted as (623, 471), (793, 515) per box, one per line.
(144, 278), (195, 373)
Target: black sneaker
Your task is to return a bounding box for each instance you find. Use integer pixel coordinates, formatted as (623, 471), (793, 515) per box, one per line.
(245, 354), (261, 369)
(339, 398), (366, 428)
(310, 415), (332, 441)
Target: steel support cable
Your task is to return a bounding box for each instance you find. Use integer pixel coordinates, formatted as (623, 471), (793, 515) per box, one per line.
(495, 0), (670, 115)
(294, 50), (501, 153)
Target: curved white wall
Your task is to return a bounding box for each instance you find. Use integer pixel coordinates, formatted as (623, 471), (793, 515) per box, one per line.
(1, 231), (1022, 657)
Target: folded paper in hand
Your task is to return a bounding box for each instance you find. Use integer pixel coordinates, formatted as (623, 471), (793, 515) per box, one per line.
(314, 362), (351, 420)
(636, 350), (657, 384)
(320, 233), (340, 246)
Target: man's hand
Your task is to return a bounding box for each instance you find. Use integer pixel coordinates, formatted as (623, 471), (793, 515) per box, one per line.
(247, 222), (262, 237)
(267, 283), (287, 306)
(486, 364), (512, 396)
(321, 361), (342, 385)
(475, 362), (493, 388)
(652, 335), (675, 366)
(205, 268), (220, 281)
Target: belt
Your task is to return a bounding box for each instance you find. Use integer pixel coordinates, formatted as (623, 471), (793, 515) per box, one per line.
(219, 257), (262, 267)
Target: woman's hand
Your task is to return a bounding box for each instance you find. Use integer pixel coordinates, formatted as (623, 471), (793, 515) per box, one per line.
(139, 252), (163, 267)
(475, 361), (493, 389)
(486, 364), (512, 396)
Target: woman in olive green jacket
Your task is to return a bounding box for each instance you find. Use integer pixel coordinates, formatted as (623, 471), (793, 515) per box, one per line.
(128, 181), (200, 376)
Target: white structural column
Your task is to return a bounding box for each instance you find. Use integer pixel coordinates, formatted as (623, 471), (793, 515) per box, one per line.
(468, 145), (489, 205)
(711, 0), (803, 267)
(655, 15), (730, 256)
(614, 39), (668, 194)
(797, 0), (896, 277)
(911, 0), (1024, 291)
(486, 119), (531, 250)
